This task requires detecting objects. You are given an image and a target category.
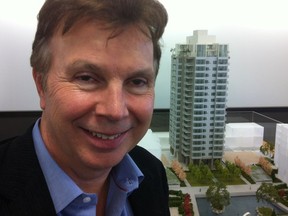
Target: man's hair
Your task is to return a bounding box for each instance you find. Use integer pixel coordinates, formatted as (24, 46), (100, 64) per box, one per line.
(30, 0), (168, 84)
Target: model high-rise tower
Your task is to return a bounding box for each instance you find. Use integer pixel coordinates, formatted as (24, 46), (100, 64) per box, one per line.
(169, 30), (229, 165)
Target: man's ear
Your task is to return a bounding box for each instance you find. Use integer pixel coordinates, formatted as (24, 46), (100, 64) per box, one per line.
(32, 69), (46, 110)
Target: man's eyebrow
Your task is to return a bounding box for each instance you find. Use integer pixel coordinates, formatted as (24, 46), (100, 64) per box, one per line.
(67, 60), (102, 72)
(131, 68), (156, 79)
(66, 59), (156, 78)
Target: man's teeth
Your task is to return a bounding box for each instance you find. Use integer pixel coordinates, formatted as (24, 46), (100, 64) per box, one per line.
(90, 131), (121, 140)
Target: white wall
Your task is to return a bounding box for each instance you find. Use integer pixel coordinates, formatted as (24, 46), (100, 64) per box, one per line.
(274, 124), (288, 185)
(1, 0), (288, 111)
(0, 1), (44, 111)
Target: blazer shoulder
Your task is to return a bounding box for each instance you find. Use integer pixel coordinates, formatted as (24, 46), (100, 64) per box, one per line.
(0, 127), (34, 165)
(129, 145), (163, 168)
(0, 136), (19, 164)
(0, 136), (17, 145)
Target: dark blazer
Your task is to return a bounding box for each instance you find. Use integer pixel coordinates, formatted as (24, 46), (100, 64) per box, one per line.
(0, 126), (170, 216)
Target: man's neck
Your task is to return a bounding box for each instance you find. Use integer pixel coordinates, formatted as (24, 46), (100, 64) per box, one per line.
(67, 166), (111, 194)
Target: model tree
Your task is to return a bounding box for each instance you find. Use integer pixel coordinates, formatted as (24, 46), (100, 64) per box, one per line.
(256, 183), (280, 203)
(171, 160), (187, 181)
(206, 181), (230, 214)
(188, 162), (213, 184)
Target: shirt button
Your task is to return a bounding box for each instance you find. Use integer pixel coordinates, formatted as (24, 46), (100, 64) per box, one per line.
(83, 196), (92, 203)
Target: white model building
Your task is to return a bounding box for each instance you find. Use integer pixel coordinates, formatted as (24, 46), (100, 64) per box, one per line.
(274, 124), (288, 184)
(169, 30), (229, 165)
(224, 123), (264, 150)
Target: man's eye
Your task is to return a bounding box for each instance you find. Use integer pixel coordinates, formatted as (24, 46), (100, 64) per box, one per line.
(126, 78), (151, 95)
(73, 74), (102, 90)
(77, 75), (94, 82)
(131, 79), (147, 86)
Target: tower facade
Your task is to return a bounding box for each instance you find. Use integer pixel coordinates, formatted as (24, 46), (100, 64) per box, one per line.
(169, 30), (229, 165)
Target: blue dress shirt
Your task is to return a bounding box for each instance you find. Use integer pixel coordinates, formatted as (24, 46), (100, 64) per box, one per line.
(32, 119), (144, 216)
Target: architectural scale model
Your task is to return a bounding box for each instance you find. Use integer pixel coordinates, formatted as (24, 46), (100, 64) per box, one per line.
(274, 123), (288, 185)
(225, 123), (264, 151)
(169, 30), (229, 165)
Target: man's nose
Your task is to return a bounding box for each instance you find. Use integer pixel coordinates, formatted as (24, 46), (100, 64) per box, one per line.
(96, 85), (129, 121)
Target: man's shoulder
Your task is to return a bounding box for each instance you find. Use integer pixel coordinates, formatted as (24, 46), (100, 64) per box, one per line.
(129, 145), (154, 157)
(0, 127), (34, 165)
(129, 145), (165, 177)
(0, 125), (34, 147)
(129, 146), (162, 166)
(0, 136), (18, 161)
(0, 136), (17, 147)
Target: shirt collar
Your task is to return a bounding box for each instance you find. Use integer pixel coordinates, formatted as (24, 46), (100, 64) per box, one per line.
(111, 154), (144, 193)
(32, 119), (144, 214)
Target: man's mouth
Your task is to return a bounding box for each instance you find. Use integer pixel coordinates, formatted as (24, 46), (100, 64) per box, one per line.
(88, 130), (122, 140)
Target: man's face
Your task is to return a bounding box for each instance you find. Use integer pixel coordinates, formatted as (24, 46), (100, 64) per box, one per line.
(34, 21), (155, 176)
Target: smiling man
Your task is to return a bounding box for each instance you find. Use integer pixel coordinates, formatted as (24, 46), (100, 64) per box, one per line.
(0, 0), (169, 215)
